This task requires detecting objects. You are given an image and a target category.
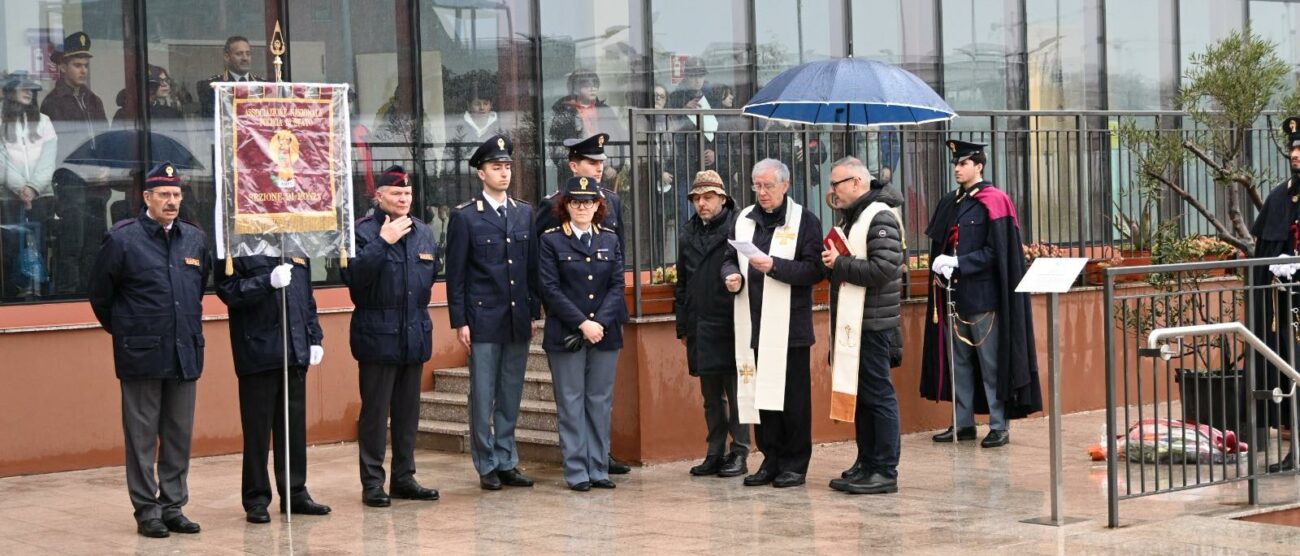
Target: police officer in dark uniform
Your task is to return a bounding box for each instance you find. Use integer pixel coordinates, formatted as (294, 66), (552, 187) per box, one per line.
(89, 162), (210, 538)
(538, 176), (627, 490)
(216, 250), (332, 523)
(344, 165), (443, 507)
(198, 36), (264, 118)
(532, 132), (631, 474)
(446, 135), (541, 490)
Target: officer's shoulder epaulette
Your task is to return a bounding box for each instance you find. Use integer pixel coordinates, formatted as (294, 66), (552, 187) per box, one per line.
(543, 190), (559, 200)
(511, 197), (531, 206)
(598, 225), (617, 234)
(542, 226), (562, 234)
(455, 199), (474, 210)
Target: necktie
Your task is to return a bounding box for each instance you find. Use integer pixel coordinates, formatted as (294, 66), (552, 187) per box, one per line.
(497, 206), (510, 232)
(582, 233), (592, 248)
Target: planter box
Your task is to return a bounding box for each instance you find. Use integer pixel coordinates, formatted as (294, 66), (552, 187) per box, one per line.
(625, 284), (675, 316)
(1175, 369), (1244, 433)
(906, 268), (931, 298)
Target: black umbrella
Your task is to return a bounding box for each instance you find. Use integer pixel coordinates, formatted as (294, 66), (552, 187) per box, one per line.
(63, 130), (203, 170)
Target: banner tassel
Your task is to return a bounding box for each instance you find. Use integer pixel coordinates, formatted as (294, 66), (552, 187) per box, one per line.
(339, 245), (348, 268)
(225, 234), (234, 276)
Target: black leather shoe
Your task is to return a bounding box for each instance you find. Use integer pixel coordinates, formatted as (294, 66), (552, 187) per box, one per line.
(932, 426), (977, 442)
(743, 467), (777, 486)
(591, 479), (616, 489)
(830, 465), (869, 492)
(246, 506), (271, 524)
(362, 487), (391, 507)
(1268, 453), (1295, 473)
(391, 480), (439, 501)
(281, 496), (331, 515)
(844, 472), (898, 495)
(137, 518), (170, 538)
(773, 471), (806, 488)
(690, 455), (724, 476)
(717, 453), (748, 478)
(841, 461), (864, 479)
(480, 473), (503, 491)
(981, 429), (1010, 448)
(497, 468), (535, 487)
(570, 481), (592, 492)
(608, 455), (631, 474)
(163, 514), (201, 534)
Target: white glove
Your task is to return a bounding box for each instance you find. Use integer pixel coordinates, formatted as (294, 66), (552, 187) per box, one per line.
(931, 254), (958, 277)
(269, 263), (293, 289)
(1270, 255), (1294, 279)
(309, 345), (324, 366)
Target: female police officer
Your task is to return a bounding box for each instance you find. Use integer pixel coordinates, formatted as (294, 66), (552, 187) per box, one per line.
(537, 175), (626, 491)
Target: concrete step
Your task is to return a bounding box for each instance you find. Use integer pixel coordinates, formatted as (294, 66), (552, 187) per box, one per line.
(526, 345), (551, 374)
(415, 419), (561, 463)
(419, 391), (558, 431)
(432, 366), (554, 402)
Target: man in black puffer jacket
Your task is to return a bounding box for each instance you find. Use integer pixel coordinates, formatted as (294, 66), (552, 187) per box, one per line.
(821, 156), (904, 495)
(675, 170), (751, 479)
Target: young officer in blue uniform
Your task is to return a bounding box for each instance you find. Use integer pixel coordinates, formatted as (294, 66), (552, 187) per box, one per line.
(89, 162), (211, 538)
(445, 135), (540, 490)
(344, 165), (443, 507)
(538, 176), (627, 490)
(215, 248), (331, 522)
(533, 132), (631, 474)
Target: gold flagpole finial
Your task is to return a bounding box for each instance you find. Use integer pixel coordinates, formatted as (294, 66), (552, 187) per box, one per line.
(270, 21), (286, 83)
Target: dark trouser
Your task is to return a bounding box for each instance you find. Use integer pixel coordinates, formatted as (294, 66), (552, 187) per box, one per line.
(120, 378), (196, 523)
(238, 366), (307, 511)
(854, 329), (901, 478)
(357, 362), (423, 489)
(699, 374), (751, 457)
(755, 346), (812, 475)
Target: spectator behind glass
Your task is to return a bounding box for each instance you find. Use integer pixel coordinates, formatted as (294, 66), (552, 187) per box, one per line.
(550, 69), (624, 182)
(112, 65), (183, 126)
(1, 71), (58, 298)
(444, 71), (505, 202)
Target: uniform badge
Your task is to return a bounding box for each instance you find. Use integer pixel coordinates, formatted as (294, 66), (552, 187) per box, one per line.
(418, 252), (434, 261)
(184, 257), (201, 267)
(292, 257), (307, 265)
(579, 177), (589, 190)
(597, 135), (605, 147)
(497, 137), (505, 150)
(165, 165), (174, 177)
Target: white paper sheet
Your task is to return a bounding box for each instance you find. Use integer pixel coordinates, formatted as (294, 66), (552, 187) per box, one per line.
(728, 239), (766, 259)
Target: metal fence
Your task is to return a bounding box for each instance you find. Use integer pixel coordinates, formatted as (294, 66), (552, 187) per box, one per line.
(624, 108), (1296, 316)
(1102, 258), (1300, 528)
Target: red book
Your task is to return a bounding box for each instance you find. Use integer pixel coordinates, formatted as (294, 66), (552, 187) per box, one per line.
(823, 226), (851, 257)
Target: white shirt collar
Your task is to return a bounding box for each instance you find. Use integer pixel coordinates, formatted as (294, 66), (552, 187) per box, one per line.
(572, 224), (592, 239)
(482, 191), (508, 212)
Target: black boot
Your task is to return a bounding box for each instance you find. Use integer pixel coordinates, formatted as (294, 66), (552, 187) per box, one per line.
(690, 455), (724, 476)
(1268, 453), (1295, 473)
(717, 453), (748, 478)
(932, 426), (976, 443)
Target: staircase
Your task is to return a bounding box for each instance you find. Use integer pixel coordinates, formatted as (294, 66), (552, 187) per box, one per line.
(416, 339), (562, 463)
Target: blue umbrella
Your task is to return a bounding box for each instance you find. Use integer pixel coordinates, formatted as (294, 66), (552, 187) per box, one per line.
(63, 130), (203, 170)
(743, 57), (955, 126)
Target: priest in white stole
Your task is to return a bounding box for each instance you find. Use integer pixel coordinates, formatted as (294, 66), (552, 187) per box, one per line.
(821, 157), (905, 496)
(720, 158), (826, 489)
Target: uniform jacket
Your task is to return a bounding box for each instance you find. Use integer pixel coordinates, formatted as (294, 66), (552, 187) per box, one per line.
(534, 186), (624, 254)
(674, 200), (739, 375)
(89, 211), (211, 380)
(925, 181), (998, 315)
(445, 192), (540, 344)
(719, 197), (826, 349)
(343, 212), (441, 364)
(537, 222), (626, 352)
(215, 255), (323, 375)
(198, 70), (264, 118)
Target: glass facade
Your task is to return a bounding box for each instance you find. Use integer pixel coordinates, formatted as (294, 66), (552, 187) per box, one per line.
(0, 0), (1279, 304)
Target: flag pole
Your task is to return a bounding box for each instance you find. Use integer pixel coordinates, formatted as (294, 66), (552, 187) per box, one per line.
(269, 20), (292, 524)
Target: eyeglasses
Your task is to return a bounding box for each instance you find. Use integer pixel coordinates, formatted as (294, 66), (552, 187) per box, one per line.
(150, 191), (183, 200)
(751, 182), (782, 192)
(567, 199), (597, 208)
(829, 176), (857, 188)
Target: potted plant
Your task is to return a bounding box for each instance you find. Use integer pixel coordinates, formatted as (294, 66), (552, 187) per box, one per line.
(625, 264), (677, 316)
(905, 254), (931, 298)
(1111, 197), (1159, 259)
(1084, 253), (1126, 286)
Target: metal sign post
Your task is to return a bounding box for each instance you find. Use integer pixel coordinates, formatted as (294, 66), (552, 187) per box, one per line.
(1016, 258), (1088, 527)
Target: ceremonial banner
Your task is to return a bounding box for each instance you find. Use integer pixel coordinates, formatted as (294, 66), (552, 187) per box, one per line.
(214, 82), (354, 262)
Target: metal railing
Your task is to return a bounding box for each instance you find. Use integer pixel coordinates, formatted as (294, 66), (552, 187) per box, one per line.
(1102, 257), (1300, 528)
(623, 108), (1295, 317)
